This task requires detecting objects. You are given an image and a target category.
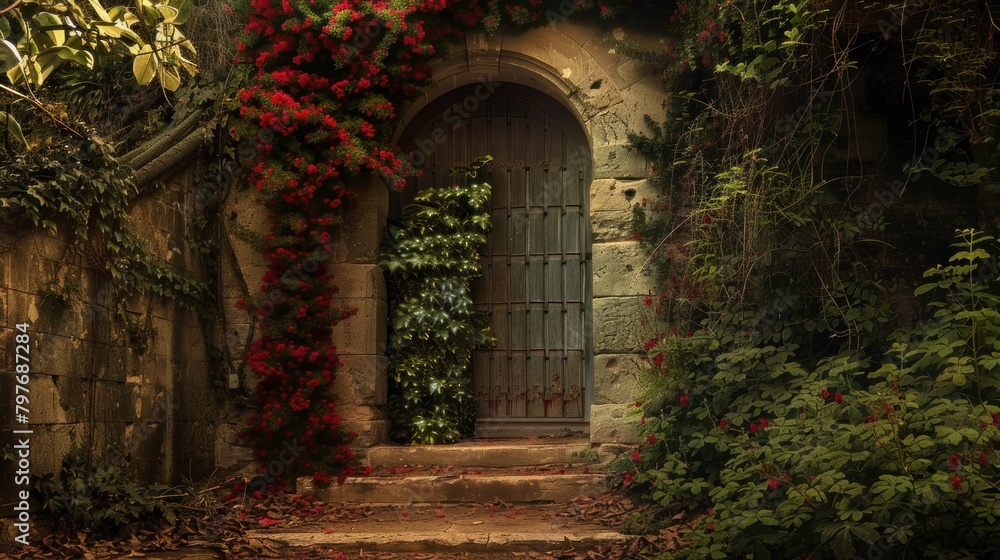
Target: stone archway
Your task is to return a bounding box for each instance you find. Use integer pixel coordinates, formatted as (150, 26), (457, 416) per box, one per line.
(328, 20), (668, 455)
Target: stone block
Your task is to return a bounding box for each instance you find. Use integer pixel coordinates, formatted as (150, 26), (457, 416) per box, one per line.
(588, 111), (631, 149)
(150, 316), (174, 359)
(330, 298), (387, 355)
(553, 20), (599, 47)
(332, 354), (388, 407)
(6, 289), (40, 327)
(343, 418), (390, 448)
(224, 190), (270, 288)
(215, 421), (254, 469)
(592, 354), (644, 405)
(591, 210), (634, 242)
(28, 423), (87, 475)
(592, 241), (656, 297)
(39, 374), (87, 424)
(7, 249), (58, 293)
(619, 74), (668, 140)
(329, 264), (386, 302)
(91, 379), (132, 424)
(592, 296), (649, 354)
(0, 250), (10, 288)
(589, 178), (657, 213)
(500, 27), (605, 93)
(583, 25), (661, 90)
(589, 403), (639, 444)
(337, 202), (387, 265)
(592, 144), (649, 180)
(32, 332), (90, 379)
(351, 173), (390, 213)
(577, 78), (624, 121)
(96, 342), (135, 382)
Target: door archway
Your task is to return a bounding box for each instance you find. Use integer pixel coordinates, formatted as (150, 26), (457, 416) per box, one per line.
(393, 83), (593, 437)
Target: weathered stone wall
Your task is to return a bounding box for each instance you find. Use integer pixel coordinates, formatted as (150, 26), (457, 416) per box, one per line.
(0, 166), (222, 508)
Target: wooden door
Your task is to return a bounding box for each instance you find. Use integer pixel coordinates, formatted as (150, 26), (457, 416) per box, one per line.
(395, 84), (592, 436)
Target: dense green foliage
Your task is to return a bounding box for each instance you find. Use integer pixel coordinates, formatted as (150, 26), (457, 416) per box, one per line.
(634, 231), (1000, 558)
(381, 156), (495, 444)
(620, 0), (1000, 558)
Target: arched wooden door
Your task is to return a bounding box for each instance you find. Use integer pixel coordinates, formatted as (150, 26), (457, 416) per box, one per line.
(395, 83), (592, 437)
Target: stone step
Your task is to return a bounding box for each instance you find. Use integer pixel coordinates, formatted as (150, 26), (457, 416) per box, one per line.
(247, 502), (628, 554)
(299, 472), (611, 505)
(363, 437), (603, 468)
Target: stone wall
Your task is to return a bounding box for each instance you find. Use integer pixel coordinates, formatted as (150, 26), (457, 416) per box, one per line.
(0, 166), (223, 511)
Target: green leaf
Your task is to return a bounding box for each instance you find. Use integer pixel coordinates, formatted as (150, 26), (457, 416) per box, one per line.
(132, 43), (157, 85)
(831, 527), (856, 559)
(0, 111), (27, 148)
(166, 0), (192, 24)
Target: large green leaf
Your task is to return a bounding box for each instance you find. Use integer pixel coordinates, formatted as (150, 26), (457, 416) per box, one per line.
(165, 0), (192, 24)
(132, 43), (156, 85)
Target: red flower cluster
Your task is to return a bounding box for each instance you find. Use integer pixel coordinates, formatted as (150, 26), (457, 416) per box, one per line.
(234, 0), (483, 485)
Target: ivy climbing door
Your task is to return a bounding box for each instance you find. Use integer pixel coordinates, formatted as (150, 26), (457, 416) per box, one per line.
(395, 83), (593, 437)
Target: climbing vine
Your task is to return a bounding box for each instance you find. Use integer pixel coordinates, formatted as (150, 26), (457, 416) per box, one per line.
(381, 156), (495, 444)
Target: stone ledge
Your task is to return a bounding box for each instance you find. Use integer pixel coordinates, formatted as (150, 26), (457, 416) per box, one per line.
(301, 473), (610, 504)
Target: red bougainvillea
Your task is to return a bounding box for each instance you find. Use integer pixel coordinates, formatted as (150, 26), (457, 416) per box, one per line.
(232, 0), (482, 483)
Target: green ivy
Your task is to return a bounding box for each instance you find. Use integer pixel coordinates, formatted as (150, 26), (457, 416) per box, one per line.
(381, 156), (495, 444)
(0, 136), (213, 318)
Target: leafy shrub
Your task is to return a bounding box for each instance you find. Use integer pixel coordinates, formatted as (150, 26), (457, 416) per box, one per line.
(35, 448), (182, 536)
(381, 156), (495, 444)
(629, 229), (1000, 559)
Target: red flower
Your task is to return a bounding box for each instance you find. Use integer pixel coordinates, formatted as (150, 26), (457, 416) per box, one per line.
(950, 476), (963, 491)
(653, 353), (664, 366)
(623, 473), (633, 486)
(980, 451), (989, 465)
(749, 422), (759, 433)
(702, 214), (712, 224)
(634, 400), (642, 408)
(821, 389), (829, 399)
(719, 419), (727, 428)
(767, 478), (780, 491)
(648, 433), (657, 445)
(992, 411), (1000, 427)
(948, 454), (961, 470)
(679, 395), (689, 406)
(866, 415), (876, 423)
(644, 295), (653, 306)
(834, 392), (843, 404)
(759, 417), (769, 429)
(631, 450), (641, 462)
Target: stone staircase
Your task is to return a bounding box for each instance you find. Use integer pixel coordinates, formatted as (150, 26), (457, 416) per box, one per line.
(247, 438), (632, 556)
